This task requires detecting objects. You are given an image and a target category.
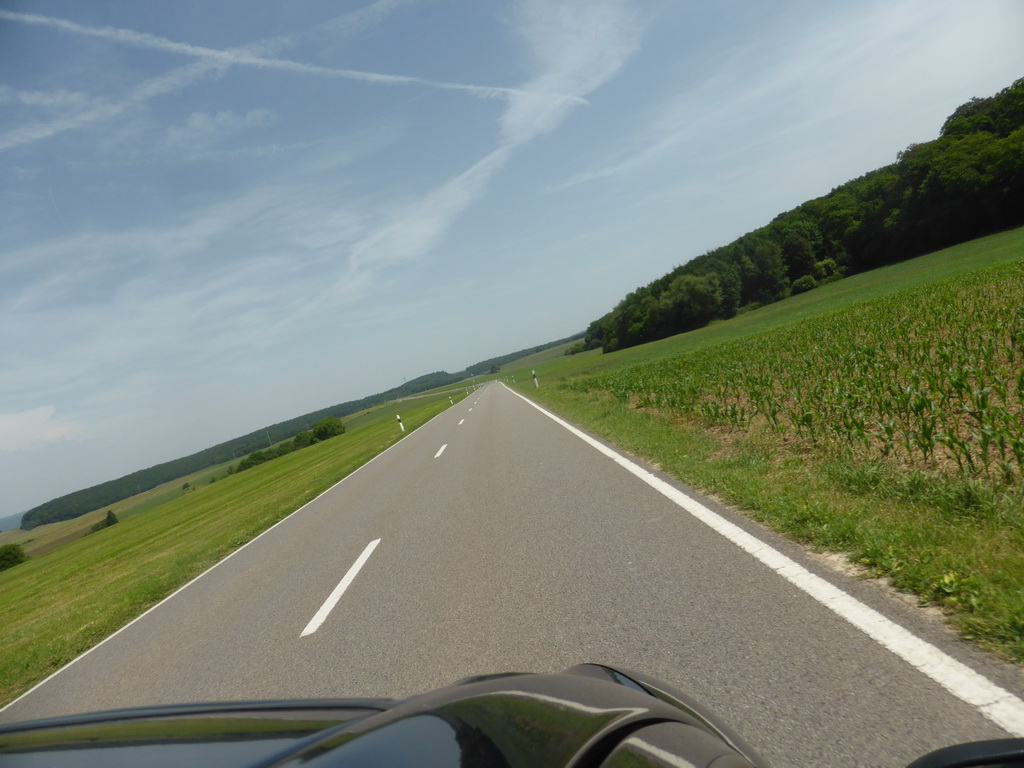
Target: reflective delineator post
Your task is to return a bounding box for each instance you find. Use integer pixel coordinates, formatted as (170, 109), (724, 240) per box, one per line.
(397, 414), (405, 433)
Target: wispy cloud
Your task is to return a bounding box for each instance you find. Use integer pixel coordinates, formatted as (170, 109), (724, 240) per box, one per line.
(348, 146), (513, 270)
(0, 86), (93, 110)
(0, 407), (84, 451)
(340, 0), (644, 277)
(0, 9), (587, 135)
(164, 109), (276, 151)
(499, 0), (643, 146)
(554, 1), (1024, 191)
(0, 2), (411, 152)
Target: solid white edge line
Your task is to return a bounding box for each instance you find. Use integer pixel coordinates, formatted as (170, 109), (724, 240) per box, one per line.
(501, 384), (1024, 736)
(301, 538), (380, 637)
(434, 443), (447, 458)
(0, 403), (448, 717)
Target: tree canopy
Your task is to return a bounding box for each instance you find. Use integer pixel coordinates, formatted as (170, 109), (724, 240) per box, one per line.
(586, 77), (1024, 354)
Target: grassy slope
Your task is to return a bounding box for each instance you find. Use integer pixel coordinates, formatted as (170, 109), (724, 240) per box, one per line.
(529, 226), (1024, 383)
(0, 393), (463, 707)
(507, 226), (1024, 662)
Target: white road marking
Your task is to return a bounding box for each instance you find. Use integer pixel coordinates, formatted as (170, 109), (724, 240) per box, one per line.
(459, 419), (465, 425)
(504, 385), (1024, 736)
(301, 539), (381, 637)
(469, 408), (473, 412)
(0, 405), (444, 717)
(434, 443), (447, 458)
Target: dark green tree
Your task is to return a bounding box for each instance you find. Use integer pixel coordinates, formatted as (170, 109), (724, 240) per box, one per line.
(238, 450), (269, 471)
(91, 510), (119, 532)
(312, 417), (345, 441)
(0, 542), (28, 571)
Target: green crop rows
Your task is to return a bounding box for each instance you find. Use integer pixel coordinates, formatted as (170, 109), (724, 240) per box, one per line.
(572, 261), (1024, 483)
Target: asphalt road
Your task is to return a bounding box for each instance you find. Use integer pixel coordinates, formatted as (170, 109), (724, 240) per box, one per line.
(3, 382), (1023, 767)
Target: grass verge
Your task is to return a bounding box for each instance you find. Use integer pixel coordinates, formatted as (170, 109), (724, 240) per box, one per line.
(0, 393), (461, 708)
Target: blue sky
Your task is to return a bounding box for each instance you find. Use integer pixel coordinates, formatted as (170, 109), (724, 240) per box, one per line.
(2, 0), (1023, 521)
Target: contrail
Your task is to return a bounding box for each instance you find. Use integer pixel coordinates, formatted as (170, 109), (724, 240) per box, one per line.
(47, 186), (69, 229)
(0, 10), (588, 106)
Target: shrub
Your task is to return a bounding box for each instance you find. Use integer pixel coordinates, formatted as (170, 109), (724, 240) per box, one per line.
(0, 543), (27, 571)
(238, 450), (269, 471)
(791, 274), (818, 295)
(91, 510), (119, 532)
(312, 417), (345, 441)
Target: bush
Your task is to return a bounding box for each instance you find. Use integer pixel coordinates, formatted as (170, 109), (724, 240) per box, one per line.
(791, 274), (818, 295)
(0, 543), (27, 571)
(238, 450), (269, 471)
(91, 510), (119, 532)
(312, 417), (345, 441)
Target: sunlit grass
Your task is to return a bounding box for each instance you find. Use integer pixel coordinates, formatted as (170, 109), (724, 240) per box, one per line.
(0, 394), (461, 707)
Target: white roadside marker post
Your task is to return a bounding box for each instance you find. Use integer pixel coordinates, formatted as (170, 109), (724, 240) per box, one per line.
(532, 369), (539, 388)
(396, 414), (405, 433)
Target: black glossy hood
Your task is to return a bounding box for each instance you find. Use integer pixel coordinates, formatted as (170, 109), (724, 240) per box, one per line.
(0, 664), (766, 768)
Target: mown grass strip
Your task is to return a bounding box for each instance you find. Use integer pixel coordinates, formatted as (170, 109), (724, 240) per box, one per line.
(0, 394), (460, 708)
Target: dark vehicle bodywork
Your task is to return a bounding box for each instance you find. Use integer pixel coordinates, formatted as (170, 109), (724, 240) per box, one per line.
(1, 663), (1021, 767)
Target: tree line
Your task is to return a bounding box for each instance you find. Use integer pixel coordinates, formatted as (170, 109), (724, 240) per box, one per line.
(19, 336), (581, 530)
(234, 417), (344, 472)
(585, 77), (1024, 353)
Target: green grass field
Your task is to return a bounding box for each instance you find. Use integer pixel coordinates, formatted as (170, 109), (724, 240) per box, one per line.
(0, 392), (464, 707)
(509, 225), (1024, 662)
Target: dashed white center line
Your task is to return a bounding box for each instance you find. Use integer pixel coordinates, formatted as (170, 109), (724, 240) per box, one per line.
(301, 538), (381, 637)
(469, 408), (473, 412)
(459, 419), (465, 425)
(434, 444), (448, 458)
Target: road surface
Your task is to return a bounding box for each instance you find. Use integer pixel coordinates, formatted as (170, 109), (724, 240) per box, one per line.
(3, 383), (1022, 767)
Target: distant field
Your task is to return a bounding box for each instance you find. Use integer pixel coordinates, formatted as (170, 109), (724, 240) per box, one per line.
(500, 340), (578, 371)
(0, 391), (464, 708)
(0, 458), (239, 557)
(525, 225), (1024, 383)
(509, 226), (1024, 662)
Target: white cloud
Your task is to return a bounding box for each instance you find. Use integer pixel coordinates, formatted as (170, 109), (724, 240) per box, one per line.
(341, 0), (645, 276)
(349, 147), (511, 270)
(0, 86), (93, 110)
(0, 3), (404, 153)
(500, 0), (643, 146)
(164, 109), (276, 150)
(555, 1), (1024, 191)
(0, 407), (84, 451)
(0, 7), (585, 157)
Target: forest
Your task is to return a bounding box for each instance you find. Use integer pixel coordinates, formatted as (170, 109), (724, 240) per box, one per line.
(585, 77), (1024, 353)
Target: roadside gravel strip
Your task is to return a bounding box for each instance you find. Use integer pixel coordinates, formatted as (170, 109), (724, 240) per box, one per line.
(502, 383), (1024, 736)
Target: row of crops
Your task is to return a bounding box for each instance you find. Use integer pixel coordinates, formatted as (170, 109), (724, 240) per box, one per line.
(570, 260), (1024, 482)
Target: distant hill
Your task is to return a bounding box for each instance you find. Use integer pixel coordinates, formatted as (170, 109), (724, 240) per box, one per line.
(585, 76), (1024, 353)
(0, 512), (23, 533)
(19, 332), (582, 530)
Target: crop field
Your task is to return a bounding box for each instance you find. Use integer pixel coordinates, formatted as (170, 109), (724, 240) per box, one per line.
(574, 261), (1024, 483)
